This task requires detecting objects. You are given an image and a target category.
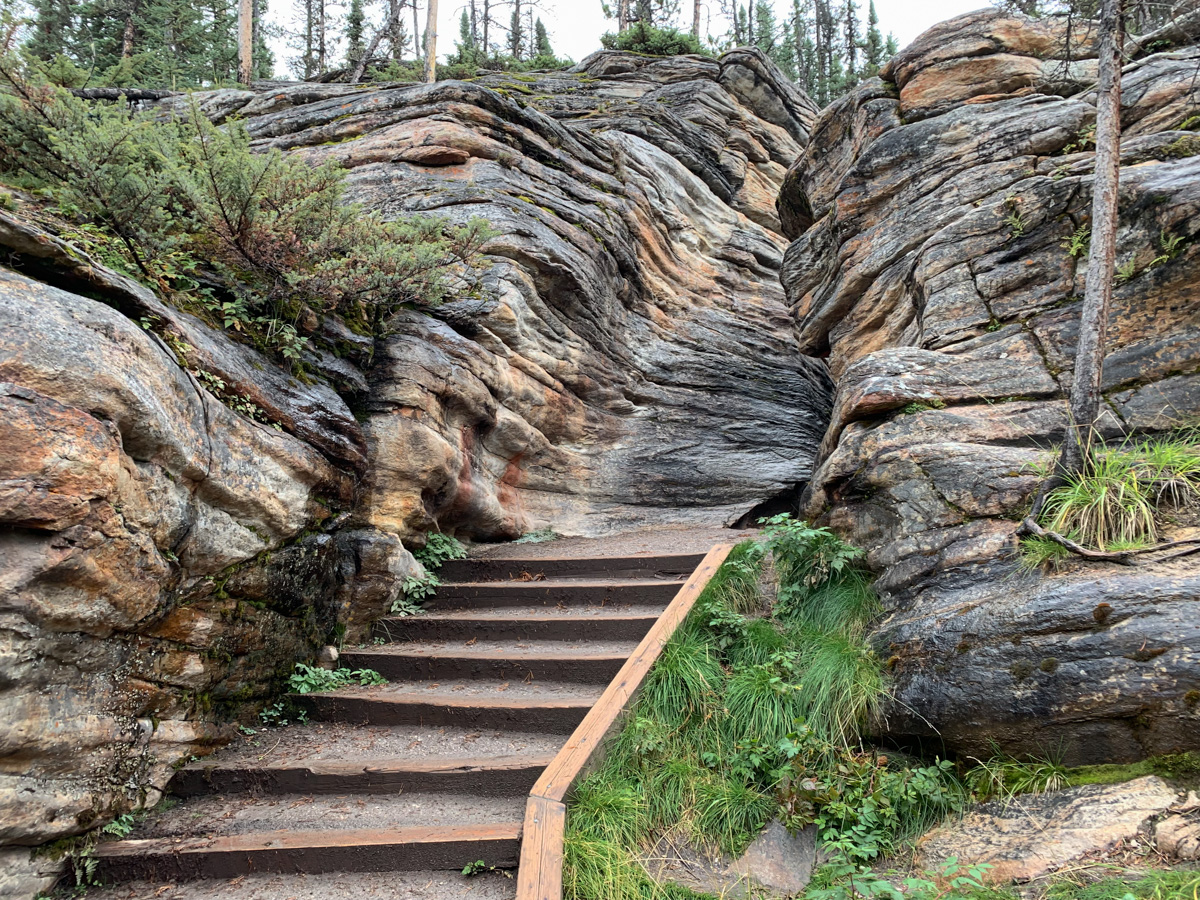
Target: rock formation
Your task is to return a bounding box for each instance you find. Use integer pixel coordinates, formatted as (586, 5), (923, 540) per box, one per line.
(0, 47), (831, 870)
(780, 10), (1200, 764)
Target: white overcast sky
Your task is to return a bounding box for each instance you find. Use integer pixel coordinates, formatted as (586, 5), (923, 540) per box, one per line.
(266, 1), (989, 76)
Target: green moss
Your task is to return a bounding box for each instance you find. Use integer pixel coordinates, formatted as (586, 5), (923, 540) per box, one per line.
(1164, 134), (1200, 159)
(1066, 751), (1200, 787)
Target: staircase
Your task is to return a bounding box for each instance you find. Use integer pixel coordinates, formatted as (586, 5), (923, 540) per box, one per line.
(93, 551), (706, 894)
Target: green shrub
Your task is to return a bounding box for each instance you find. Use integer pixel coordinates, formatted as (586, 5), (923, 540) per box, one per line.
(0, 63), (493, 361)
(414, 533), (467, 571)
(599, 23), (708, 57)
(288, 662), (386, 693)
(722, 654), (805, 747)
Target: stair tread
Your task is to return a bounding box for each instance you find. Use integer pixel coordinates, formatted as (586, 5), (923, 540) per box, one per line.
(440, 578), (685, 589)
(384, 604), (665, 622)
(113, 792), (525, 842)
(182, 753), (554, 776)
(196, 724), (564, 768)
(302, 679), (604, 704)
(344, 639), (638, 658)
(79, 870), (518, 899)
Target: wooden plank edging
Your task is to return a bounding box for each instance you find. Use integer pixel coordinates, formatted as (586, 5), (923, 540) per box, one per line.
(514, 543), (735, 900)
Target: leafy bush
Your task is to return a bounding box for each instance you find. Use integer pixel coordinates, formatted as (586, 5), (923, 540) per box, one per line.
(600, 23), (708, 57)
(414, 533), (468, 571)
(391, 572), (440, 615)
(0, 63), (493, 361)
(288, 662), (386, 693)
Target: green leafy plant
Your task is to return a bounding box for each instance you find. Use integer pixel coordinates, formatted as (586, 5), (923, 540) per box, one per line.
(1115, 257), (1140, 283)
(1018, 534), (1073, 571)
(1044, 870), (1200, 900)
(513, 527), (560, 544)
(1150, 229), (1185, 268)
(1062, 223), (1091, 258)
(1003, 196), (1027, 238)
(415, 533), (467, 571)
(599, 22), (708, 56)
(259, 699), (308, 727)
(101, 813), (136, 839)
(287, 662), (386, 694)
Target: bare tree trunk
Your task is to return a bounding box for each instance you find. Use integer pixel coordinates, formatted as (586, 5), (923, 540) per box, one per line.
(351, 0), (403, 82)
(121, 6), (136, 58)
(693, 0), (701, 37)
(423, 0), (438, 82)
(483, 0), (490, 54)
(618, 0), (629, 31)
(412, 0), (421, 58)
(237, 0), (253, 83)
(1056, 0), (1125, 481)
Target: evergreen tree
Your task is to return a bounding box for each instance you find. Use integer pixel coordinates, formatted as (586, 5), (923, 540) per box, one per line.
(27, 0), (75, 61)
(533, 16), (552, 58)
(863, 0), (882, 76)
(842, 0), (860, 87)
(753, 0), (776, 54)
(507, 5), (523, 57)
(345, 0), (366, 66)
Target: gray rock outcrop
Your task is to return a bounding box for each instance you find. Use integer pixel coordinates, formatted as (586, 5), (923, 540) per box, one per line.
(779, 10), (1200, 763)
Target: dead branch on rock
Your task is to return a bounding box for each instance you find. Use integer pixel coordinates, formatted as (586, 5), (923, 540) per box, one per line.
(1018, 517), (1200, 565)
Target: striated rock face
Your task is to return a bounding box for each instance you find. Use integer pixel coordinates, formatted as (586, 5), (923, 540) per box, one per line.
(0, 48), (830, 867)
(165, 50), (833, 539)
(780, 11), (1200, 763)
(0, 215), (421, 864)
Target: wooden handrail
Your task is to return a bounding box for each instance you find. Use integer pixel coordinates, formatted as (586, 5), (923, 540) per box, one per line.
(515, 543), (736, 900)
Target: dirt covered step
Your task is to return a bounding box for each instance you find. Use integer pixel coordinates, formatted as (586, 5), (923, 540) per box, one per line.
(425, 579), (684, 610)
(171, 754), (552, 798)
(94, 792), (524, 880)
(437, 553), (705, 583)
(81, 869), (517, 899)
(340, 639), (637, 683)
(373, 606), (664, 643)
(293, 680), (603, 733)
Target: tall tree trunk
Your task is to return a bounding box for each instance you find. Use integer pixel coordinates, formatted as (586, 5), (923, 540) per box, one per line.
(351, 0), (403, 81)
(483, 0), (490, 53)
(237, 0), (253, 82)
(412, 0), (421, 58)
(317, 0), (326, 74)
(1056, 0), (1125, 482)
(121, 4), (136, 58)
(618, 0), (629, 32)
(423, 0), (438, 81)
(693, 0), (701, 37)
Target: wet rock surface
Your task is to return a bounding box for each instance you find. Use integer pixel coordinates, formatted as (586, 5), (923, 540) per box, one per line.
(779, 9), (1200, 763)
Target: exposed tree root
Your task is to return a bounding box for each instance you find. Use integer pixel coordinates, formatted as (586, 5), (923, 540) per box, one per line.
(1018, 517), (1200, 565)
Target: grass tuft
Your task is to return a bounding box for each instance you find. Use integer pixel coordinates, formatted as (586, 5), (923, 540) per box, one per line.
(793, 627), (886, 747)
(639, 630), (724, 729)
(569, 774), (650, 848)
(965, 749), (1068, 807)
(693, 773), (775, 856)
(722, 658), (806, 747)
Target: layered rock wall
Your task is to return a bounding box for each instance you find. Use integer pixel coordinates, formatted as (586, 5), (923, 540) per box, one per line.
(780, 11), (1200, 763)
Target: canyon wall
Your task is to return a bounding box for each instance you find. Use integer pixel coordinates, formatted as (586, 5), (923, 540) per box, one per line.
(0, 48), (831, 883)
(780, 10), (1200, 764)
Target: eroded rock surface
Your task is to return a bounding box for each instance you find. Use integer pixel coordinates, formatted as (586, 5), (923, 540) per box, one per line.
(188, 50), (833, 539)
(779, 10), (1200, 762)
(918, 776), (1180, 882)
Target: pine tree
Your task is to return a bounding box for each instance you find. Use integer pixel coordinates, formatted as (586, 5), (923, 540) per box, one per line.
(863, 0), (882, 76)
(842, 0), (860, 87)
(533, 16), (552, 58)
(507, 6), (524, 58)
(27, 0), (75, 61)
(753, 0), (776, 55)
(346, 0), (366, 66)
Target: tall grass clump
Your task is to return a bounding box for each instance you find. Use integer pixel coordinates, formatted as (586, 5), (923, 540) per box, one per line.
(1027, 428), (1200, 561)
(638, 629), (723, 729)
(792, 628), (886, 747)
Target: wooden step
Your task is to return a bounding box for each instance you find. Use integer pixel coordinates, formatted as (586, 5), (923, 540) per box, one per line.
(294, 688), (598, 734)
(170, 755), (552, 798)
(340, 644), (631, 683)
(438, 553), (706, 583)
(94, 823), (522, 880)
(426, 579), (684, 610)
(374, 609), (662, 643)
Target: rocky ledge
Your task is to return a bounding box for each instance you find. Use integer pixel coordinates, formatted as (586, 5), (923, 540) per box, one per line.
(780, 10), (1200, 763)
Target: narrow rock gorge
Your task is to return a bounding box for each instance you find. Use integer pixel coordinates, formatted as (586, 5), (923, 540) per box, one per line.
(4, 7), (1200, 893)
